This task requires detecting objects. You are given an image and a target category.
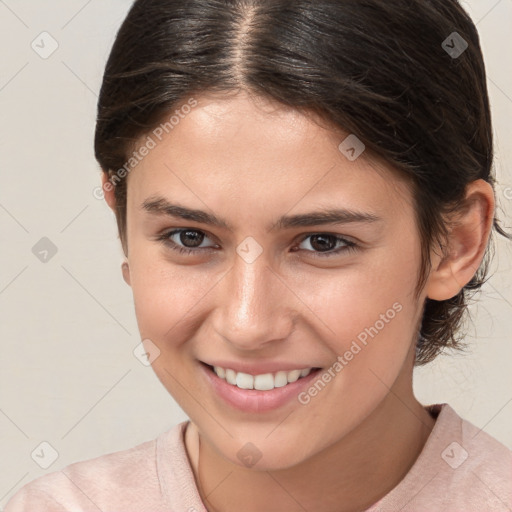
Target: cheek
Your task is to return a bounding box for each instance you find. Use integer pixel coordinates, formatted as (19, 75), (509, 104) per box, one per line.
(300, 247), (420, 338)
(295, 246), (421, 386)
(135, 285), (207, 345)
(128, 222), (422, 360)
(128, 249), (213, 342)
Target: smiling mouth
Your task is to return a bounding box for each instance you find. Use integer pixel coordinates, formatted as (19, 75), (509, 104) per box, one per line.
(203, 363), (322, 391)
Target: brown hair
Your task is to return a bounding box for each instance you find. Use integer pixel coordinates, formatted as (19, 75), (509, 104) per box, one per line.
(94, 0), (511, 365)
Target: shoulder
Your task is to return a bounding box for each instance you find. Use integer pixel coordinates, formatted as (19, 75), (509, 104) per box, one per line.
(4, 423), (187, 512)
(371, 403), (512, 512)
(449, 404), (512, 506)
(432, 402), (511, 473)
(423, 403), (511, 510)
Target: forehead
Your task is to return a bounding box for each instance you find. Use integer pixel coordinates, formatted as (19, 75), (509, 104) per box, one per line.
(126, 91), (414, 219)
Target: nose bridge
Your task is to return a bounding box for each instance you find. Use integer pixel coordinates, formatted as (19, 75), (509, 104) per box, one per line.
(214, 253), (292, 349)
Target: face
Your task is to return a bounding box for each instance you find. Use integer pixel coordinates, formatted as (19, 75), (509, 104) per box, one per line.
(122, 91), (427, 470)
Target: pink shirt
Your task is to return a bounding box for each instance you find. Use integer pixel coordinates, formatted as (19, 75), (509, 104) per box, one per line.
(5, 403), (511, 511)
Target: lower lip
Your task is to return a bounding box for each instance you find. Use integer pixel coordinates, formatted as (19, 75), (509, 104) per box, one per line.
(200, 363), (322, 413)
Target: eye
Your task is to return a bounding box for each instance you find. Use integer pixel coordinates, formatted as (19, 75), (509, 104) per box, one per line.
(157, 229), (218, 255)
(294, 233), (357, 257)
(157, 229), (358, 258)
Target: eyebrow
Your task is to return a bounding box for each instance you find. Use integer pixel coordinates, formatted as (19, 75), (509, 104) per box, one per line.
(141, 196), (382, 232)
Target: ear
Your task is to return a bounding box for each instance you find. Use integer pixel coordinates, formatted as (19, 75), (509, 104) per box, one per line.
(101, 171), (117, 211)
(425, 179), (495, 301)
(121, 260), (131, 287)
(101, 172), (131, 286)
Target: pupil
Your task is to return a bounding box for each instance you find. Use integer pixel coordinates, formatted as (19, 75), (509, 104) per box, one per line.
(181, 230), (203, 247)
(311, 235), (335, 252)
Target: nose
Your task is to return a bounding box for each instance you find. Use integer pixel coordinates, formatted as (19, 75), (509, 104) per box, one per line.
(212, 253), (295, 351)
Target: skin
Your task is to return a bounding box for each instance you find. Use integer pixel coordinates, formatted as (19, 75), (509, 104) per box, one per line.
(102, 90), (494, 512)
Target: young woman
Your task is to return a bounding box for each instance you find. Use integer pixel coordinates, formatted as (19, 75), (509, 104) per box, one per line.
(6, 0), (511, 510)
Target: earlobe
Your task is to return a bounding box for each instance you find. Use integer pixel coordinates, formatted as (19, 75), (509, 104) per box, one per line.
(121, 260), (131, 286)
(425, 262), (465, 301)
(425, 179), (495, 301)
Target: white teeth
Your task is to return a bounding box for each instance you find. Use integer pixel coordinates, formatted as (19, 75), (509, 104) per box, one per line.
(274, 371), (288, 388)
(287, 369), (301, 383)
(254, 373), (274, 391)
(214, 366), (225, 379)
(236, 372), (254, 390)
(225, 368), (237, 385)
(212, 365), (315, 390)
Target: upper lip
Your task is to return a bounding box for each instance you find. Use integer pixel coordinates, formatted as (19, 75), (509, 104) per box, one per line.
(201, 360), (321, 375)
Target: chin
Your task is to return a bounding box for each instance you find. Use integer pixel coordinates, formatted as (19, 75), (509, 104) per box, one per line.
(213, 430), (320, 472)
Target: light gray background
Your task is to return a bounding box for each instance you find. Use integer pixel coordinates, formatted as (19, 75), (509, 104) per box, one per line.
(0, 0), (511, 505)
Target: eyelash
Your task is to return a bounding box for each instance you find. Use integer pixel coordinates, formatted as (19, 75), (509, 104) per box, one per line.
(157, 229), (358, 258)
